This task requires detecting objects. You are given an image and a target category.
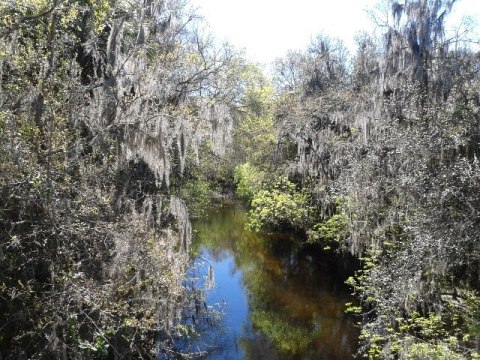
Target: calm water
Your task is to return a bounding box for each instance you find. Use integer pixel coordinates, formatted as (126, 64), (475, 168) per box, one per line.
(178, 202), (358, 359)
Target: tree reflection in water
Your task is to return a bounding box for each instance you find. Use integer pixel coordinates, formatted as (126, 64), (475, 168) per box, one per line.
(180, 202), (359, 359)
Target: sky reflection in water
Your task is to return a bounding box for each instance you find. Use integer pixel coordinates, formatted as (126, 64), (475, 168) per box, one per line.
(184, 203), (358, 359)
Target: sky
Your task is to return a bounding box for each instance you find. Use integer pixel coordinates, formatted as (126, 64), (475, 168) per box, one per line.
(189, 0), (480, 66)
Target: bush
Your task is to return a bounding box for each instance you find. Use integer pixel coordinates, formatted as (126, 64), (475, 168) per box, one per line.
(233, 162), (264, 201)
(247, 177), (312, 232)
(307, 213), (349, 247)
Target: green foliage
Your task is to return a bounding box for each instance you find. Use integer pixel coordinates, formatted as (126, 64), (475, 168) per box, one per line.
(344, 302), (363, 315)
(308, 213), (349, 247)
(176, 141), (239, 217)
(465, 294), (480, 339)
(179, 174), (212, 217)
(354, 292), (480, 360)
(402, 341), (464, 360)
(86, 0), (113, 32)
(234, 66), (276, 168)
(243, 79), (275, 118)
(247, 178), (312, 232)
(235, 113), (276, 167)
(233, 162), (264, 201)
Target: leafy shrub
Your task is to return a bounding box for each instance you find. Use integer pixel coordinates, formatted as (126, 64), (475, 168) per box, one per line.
(247, 177), (312, 232)
(307, 213), (349, 247)
(233, 162), (264, 201)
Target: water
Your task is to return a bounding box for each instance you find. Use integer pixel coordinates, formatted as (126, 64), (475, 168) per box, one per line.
(178, 202), (358, 359)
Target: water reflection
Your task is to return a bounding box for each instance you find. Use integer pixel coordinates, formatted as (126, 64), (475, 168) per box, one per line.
(185, 202), (359, 359)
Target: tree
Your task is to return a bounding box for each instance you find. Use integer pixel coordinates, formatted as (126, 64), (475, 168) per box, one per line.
(262, 1), (480, 358)
(0, 0), (247, 357)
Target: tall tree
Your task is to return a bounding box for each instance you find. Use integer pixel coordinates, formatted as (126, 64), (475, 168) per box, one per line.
(266, 1), (480, 358)
(0, 0), (246, 358)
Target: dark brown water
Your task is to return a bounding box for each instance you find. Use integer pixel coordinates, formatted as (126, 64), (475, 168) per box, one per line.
(179, 202), (359, 359)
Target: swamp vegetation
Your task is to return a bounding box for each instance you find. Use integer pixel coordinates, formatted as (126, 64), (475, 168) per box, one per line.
(1, 0), (480, 359)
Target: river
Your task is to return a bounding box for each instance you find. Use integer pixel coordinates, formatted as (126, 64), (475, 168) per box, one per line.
(175, 202), (358, 359)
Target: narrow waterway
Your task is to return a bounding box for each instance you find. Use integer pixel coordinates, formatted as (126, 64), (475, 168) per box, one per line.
(179, 202), (358, 359)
